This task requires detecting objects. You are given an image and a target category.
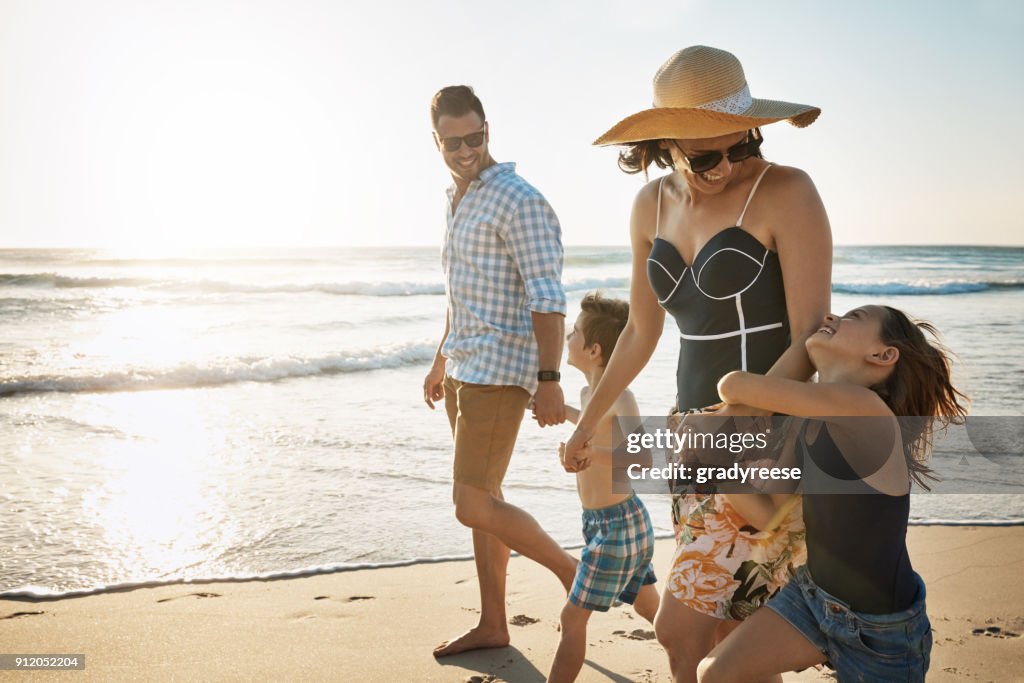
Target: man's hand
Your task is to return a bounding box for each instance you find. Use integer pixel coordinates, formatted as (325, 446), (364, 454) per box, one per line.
(423, 363), (446, 409)
(532, 381), (565, 427)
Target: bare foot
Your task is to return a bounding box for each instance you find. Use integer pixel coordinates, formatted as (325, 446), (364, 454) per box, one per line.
(433, 626), (510, 657)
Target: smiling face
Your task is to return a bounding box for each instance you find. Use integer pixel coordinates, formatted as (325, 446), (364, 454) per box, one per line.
(806, 305), (900, 376)
(665, 130), (750, 195)
(434, 111), (493, 187)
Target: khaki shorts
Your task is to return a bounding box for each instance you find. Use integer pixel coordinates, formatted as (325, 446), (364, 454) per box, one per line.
(444, 376), (530, 492)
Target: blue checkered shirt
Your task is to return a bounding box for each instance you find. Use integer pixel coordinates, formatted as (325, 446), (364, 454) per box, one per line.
(441, 162), (566, 395)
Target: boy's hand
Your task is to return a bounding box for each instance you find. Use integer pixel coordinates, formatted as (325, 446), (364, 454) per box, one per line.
(531, 402), (579, 426)
(559, 442), (590, 472)
(561, 430), (593, 472)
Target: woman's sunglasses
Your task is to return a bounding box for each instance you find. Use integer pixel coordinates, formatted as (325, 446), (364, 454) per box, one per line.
(673, 132), (763, 174)
(435, 127), (487, 153)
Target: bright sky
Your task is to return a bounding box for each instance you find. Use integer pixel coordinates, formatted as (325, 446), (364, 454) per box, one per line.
(1, 0), (1022, 248)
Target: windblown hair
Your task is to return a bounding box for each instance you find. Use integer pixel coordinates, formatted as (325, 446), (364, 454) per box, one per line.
(874, 306), (969, 488)
(430, 85), (486, 128)
(616, 128), (765, 177)
(617, 140), (675, 176)
(579, 293), (629, 367)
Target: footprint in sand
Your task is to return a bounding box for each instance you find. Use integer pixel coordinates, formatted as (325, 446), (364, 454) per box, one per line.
(1, 611), (45, 620)
(613, 628), (656, 641)
(942, 667), (973, 677)
(509, 614), (539, 627)
(156, 592), (221, 603)
(971, 626), (1020, 639)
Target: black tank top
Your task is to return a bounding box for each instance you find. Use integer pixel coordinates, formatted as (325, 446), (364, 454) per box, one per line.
(647, 166), (790, 410)
(798, 421), (919, 614)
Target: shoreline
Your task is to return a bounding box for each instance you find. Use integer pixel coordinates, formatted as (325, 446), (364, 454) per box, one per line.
(6, 520), (1024, 602)
(2, 526), (1022, 682)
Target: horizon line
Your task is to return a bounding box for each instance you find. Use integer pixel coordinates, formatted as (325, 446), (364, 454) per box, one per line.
(2, 242), (1024, 251)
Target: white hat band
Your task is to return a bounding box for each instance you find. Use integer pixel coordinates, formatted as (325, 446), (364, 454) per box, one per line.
(694, 84), (753, 116)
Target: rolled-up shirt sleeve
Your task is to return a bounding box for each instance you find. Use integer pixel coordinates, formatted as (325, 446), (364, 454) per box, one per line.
(501, 194), (566, 315)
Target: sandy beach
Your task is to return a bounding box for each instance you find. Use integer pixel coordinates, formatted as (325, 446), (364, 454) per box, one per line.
(2, 526), (1021, 682)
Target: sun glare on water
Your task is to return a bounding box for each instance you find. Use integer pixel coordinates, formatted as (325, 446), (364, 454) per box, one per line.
(76, 375), (234, 584)
(69, 304), (208, 371)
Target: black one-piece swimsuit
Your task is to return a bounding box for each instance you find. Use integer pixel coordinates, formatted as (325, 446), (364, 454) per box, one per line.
(646, 164), (791, 411)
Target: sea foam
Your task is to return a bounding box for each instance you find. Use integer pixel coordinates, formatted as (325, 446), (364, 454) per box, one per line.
(0, 342), (437, 397)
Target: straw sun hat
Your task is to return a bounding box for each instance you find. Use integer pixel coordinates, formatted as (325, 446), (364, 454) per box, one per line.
(594, 45), (820, 145)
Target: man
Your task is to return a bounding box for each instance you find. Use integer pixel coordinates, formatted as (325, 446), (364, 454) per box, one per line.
(422, 85), (577, 657)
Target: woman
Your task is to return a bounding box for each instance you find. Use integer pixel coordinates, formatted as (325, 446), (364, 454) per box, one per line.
(697, 306), (967, 682)
(563, 45), (831, 682)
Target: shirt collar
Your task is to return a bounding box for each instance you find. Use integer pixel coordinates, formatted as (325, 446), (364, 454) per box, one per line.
(479, 161), (514, 183)
(446, 162), (516, 198)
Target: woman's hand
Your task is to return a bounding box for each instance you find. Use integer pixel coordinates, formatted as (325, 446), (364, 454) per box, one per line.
(562, 428), (594, 472)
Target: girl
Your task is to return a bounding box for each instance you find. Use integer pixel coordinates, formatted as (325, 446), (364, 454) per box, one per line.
(696, 305), (967, 683)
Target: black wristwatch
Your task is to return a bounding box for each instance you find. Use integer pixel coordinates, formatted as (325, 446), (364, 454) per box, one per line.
(537, 370), (561, 382)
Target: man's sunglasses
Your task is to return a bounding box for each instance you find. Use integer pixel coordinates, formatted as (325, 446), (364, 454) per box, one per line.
(673, 131), (762, 174)
(435, 127), (487, 153)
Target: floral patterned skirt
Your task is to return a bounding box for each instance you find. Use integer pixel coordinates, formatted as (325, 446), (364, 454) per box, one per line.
(667, 492), (807, 621)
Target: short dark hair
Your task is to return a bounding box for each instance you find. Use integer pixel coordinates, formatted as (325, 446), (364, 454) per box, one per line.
(579, 293), (629, 366)
(431, 86), (486, 128)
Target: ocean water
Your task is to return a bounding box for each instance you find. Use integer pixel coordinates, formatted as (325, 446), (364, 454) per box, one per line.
(1, 245), (1022, 597)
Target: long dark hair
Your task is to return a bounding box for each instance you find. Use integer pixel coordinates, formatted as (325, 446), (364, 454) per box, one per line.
(616, 128), (765, 177)
(874, 307), (969, 488)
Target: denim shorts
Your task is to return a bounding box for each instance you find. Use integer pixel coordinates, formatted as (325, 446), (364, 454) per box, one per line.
(766, 565), (931, 682)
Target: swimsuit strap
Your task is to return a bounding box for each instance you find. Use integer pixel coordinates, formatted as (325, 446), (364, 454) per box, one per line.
(736, 163), (773, 227)
(655, 176), (667, 237)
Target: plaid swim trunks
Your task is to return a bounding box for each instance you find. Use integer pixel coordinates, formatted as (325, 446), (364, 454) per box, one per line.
(569, 493), (657, 612)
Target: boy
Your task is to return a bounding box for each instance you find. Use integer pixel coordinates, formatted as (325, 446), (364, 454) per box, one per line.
(548, 293), (658, 683)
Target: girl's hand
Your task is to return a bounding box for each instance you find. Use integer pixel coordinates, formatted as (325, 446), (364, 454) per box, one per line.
(707, 402), (770, 418)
